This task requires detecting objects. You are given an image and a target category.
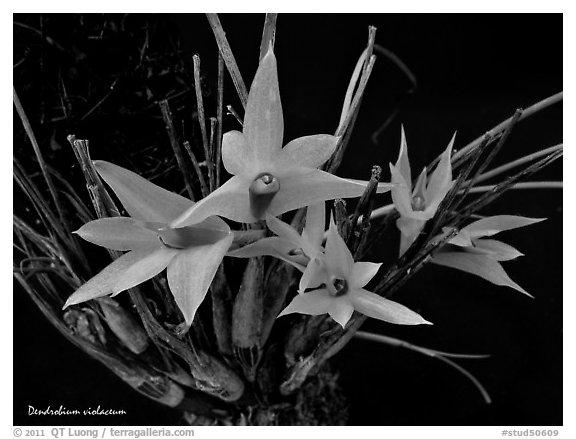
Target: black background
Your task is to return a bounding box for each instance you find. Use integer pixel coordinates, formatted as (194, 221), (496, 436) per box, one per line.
(13, 13), (562, 426)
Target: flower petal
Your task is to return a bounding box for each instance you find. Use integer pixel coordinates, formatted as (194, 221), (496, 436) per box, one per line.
(170, 176), (254, 227)
(228, 236), (307, 271)
(396, 125), (412, 188)
(64, 246), (162, 307)
(425, 133), (455, 213)
(350, 288), (432, 325)
(389, 163), (413, 217)
(278, 289), (333, 318)
(222, 130), (257, 177)
(350, 261), (382, 288)
(94, 160), (193, 223)
(327, 298), (355, 328)
(268, 169), (377, 218)
(469, 239), (524, 261)
(167, 233), (233, 326)
(325, 216), (354, 279)
(266, 214), (302, 245)
(75, 217), (158, 251)
(299, 256), (327, 292)
(244, 46), (283, 167)
(112, 246), (178, 294)
(396, 216), (427, 256)
(431, 251), (532, 297)
(462, 215), (545, 239)
(301, 202), (326, 258)
(276, 134), (338, 172)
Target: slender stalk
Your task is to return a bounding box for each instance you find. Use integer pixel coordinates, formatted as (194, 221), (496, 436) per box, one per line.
(206, 13), (248, 108)
(259, 13), (278, 62)
(453, 92), (562, 162)
(469, 144), (563, 185)
(158, 99), (196, 201)
(208, 117), (217, 191)
(215, 52), (225, 188)
(183, 141), (209, 198)
(465, 181), (562, 193)
(192, 54), (214, 192)
(14, 86), (68, 230)
(326, 54), (377, 173)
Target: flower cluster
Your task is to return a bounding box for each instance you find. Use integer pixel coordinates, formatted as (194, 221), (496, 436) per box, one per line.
(65, 45), (538, 333)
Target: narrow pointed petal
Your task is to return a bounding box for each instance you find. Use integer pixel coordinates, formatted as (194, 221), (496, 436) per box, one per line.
(328, 299), (355, 328)
(462, 215), (546, 239)
(389, 163), (413, 217)
(228, 237), (307, 272)
(170, 176), (255, 227)
(222, 130), (257, 177)
(244, 47), (283, 166)
(397, 126), (412, 186)
(167, 233), (233, 326)
(64, 246), (160, 307)
(278, 289), (333, 318)
(396, 216), (426, 256)
(351, 261), (382, 288)
(447, 228), (473, 247)
(469, 239), (524, 261)
(75, 217), (157, 251)
(266, 214), (302, 245)
(94, 160), (193, 223)
(344, 178), (394, 194)
(299, 256), (327, 292)
(351, 288), (432, 325)
(425, 133), (455, 212)
(325, 216), (354, 279)
(431, 252), (532, 297)
(112, 246), (178, 294)
(302, 202), (326, 257)
(267, 169), (376, 218)
(276, 134), (339, 172)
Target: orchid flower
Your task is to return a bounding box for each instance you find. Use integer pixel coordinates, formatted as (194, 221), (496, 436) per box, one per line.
(431, 215), (545, 297)
(278, 216), (432, 328)
(64, 161), (233, 326)
(390, 127), (455, 256)
(170, 46), (391, 228)
(228, 203), (327, 291)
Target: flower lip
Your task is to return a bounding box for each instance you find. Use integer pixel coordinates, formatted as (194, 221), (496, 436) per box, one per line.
(411, 195), (426, 211)
(249, 173), (281, 219)
(329, 278), (349, 297)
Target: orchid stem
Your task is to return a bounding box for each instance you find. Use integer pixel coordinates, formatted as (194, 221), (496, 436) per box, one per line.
(215, 52), (225, 188)
(183, 141), (209, 198)
(158, 99), (196, 201)
(192, 54), (214, 192)
(465, 181), (562, 193)
(259, 13), (278, 62)
(206, 13), (248, 109)
(453, 92), (562, 162)
(469, 144), (563, 185)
